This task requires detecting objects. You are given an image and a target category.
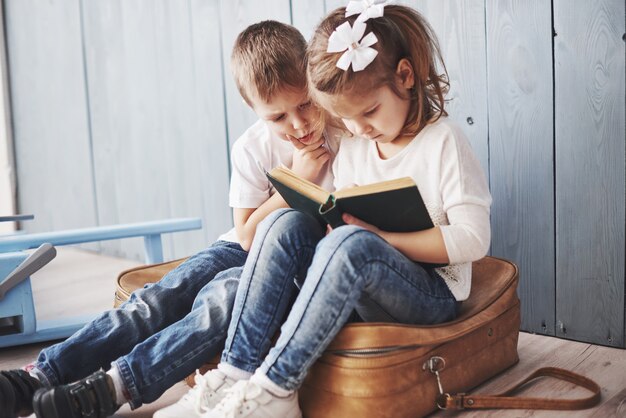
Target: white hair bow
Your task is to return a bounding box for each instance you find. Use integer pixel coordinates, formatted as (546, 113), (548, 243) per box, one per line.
(326, 21), (378, 72)
(346, 0), (393, 23)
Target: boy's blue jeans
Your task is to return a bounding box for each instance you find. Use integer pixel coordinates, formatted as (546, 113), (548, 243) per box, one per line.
(221, 209), (458, 391)
(34, 240), (247, 409)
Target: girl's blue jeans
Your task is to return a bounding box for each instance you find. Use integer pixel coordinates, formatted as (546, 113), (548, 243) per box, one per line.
(221, 209), (458, 391)
(34, 240), (248, 409)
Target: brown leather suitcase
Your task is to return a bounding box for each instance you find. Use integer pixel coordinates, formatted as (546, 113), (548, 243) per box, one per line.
(113, 258), (187, 308)
(115, 256), (520, 417)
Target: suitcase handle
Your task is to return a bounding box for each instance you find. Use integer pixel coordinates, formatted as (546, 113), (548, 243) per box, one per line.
(429, 362), (601, 411)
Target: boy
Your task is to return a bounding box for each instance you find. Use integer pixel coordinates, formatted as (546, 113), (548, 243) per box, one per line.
(0, 21), (335, 418)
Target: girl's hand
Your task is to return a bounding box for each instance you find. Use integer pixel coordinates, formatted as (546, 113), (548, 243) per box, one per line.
(342, 213), (382, 235)
(289, 136), (330, 182)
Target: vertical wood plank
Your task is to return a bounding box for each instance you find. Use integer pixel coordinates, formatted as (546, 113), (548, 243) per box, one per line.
(324, 0), (345, 15)
(0, 4), (16, 234)
(219, 0), (291, 148)
(406, 0), (489, 177)
(486, 0), (555, 334)
(4, 0), (98, 236)
(186, 0), (233, 249)
(82, 0), (230, 260)
(291, 1), (326, 41)
(554, 0), (625, 347)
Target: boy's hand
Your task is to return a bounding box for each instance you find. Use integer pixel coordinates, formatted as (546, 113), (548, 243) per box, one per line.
(289, 137), (330, 182)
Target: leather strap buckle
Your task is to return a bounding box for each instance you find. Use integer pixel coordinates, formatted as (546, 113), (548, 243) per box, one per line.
(437, 393), (469, 410)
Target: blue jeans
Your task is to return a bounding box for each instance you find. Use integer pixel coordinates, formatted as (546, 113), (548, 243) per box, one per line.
(35, 240), (247, 408)
(221, 209), (458, 390)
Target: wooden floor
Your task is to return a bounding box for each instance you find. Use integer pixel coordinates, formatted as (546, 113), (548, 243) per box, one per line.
(0, 248), (624, 417)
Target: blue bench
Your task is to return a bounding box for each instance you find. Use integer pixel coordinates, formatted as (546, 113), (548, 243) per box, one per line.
(0, 216), (201, 347)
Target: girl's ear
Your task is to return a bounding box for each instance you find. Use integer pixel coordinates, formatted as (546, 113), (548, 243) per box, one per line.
(395, 58), (415, 90)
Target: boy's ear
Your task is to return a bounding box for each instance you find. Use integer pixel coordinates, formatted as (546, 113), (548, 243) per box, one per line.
(395, 58), (415, 89)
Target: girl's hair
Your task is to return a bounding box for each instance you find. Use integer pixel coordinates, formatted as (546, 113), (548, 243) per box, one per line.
(307, 5), (449, 136)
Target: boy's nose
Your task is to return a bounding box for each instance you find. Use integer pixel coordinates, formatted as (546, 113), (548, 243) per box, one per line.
(292, 115), (308, 130)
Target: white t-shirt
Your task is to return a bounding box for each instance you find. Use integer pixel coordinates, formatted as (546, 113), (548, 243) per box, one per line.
(332, 117), (491, 301)
(218, 119), (337, 242)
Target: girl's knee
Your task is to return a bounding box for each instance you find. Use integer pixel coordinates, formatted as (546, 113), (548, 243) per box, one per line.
(262, 209), (322, 239)
(321, 226), (383, 258)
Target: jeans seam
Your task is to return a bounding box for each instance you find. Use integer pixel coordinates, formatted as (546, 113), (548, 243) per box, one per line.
(226, 213), (283, 352)
(115, 358), (141, 409)
(265, 227), (454, 389)
(225, 209), (296, 366)
(359, 258), (454, 300)
(226, 240), (317, 370)
(263, 227), (370, 387)
(138, 332), (227, 390)
(346, 228), (453, 300)
(32, 363), (58, 387)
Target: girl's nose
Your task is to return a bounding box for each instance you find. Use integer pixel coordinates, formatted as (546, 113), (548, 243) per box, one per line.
(353, 121), (372, 136)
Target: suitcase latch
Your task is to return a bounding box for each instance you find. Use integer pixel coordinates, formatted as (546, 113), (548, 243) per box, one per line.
(423, 356), (451, 410)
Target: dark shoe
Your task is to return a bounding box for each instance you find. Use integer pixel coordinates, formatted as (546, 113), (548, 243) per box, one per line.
(32, 370), (119, 418)
(0, 369), (43, 418)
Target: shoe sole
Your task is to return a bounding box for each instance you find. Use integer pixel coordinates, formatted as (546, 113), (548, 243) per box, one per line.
(0, 375), (17, 418)
(32, 388), (66, 418)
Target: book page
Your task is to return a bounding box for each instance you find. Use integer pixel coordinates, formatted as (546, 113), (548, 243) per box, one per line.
(333, 177), (415, 199)
(268, 167), (330, 203)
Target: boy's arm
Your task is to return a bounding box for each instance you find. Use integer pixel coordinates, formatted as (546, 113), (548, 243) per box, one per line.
(234, 138), (331, 252)
(233, 193), (288, 252)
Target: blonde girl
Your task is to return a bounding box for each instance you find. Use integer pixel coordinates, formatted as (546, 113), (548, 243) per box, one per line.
(200, 4), (491, 417)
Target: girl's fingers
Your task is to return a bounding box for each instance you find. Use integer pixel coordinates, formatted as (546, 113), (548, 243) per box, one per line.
(342, 213), (377, 232)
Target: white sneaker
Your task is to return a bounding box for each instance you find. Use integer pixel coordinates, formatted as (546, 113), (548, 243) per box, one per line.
(202, 380), (301, 418)
(154, 369), (237, 418)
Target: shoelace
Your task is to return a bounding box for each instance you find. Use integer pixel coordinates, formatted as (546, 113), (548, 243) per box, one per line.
(213, 381), (263, 418)
(182, 370), (226, 414)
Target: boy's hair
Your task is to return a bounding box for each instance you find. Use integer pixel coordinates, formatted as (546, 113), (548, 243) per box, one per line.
(307, 6), (449, 136)
(231, 20), (308, 107)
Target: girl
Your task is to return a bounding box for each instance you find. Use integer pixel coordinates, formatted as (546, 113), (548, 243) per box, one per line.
(195, 4), (491, 417)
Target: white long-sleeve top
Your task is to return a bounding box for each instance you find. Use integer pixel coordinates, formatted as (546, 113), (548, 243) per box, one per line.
(332, 117), (492, 301)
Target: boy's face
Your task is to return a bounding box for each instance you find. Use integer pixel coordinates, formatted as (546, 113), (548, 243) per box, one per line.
(251, 88), (323, 145)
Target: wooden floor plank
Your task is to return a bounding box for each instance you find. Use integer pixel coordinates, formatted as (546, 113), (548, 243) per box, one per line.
(428, 335), (625, 417)
(589, 388), (626, 417)
(0, 249), (624, 417)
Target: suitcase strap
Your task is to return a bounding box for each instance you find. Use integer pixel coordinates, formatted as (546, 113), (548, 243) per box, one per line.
(431, 365), (601, 411)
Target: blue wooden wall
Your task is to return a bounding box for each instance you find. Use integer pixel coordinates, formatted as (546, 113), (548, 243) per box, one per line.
(4, 0), (624, 347)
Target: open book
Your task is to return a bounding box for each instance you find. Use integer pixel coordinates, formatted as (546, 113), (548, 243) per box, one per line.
(266, 167), (434, 232)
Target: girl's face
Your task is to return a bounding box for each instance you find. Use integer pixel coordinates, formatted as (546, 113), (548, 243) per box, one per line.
(319, 85), (411, 146)
(314, 59), (415, 150)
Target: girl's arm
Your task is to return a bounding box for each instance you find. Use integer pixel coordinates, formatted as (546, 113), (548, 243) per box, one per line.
(381, 227), (449, 264)
(341, 213), (449, 264)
